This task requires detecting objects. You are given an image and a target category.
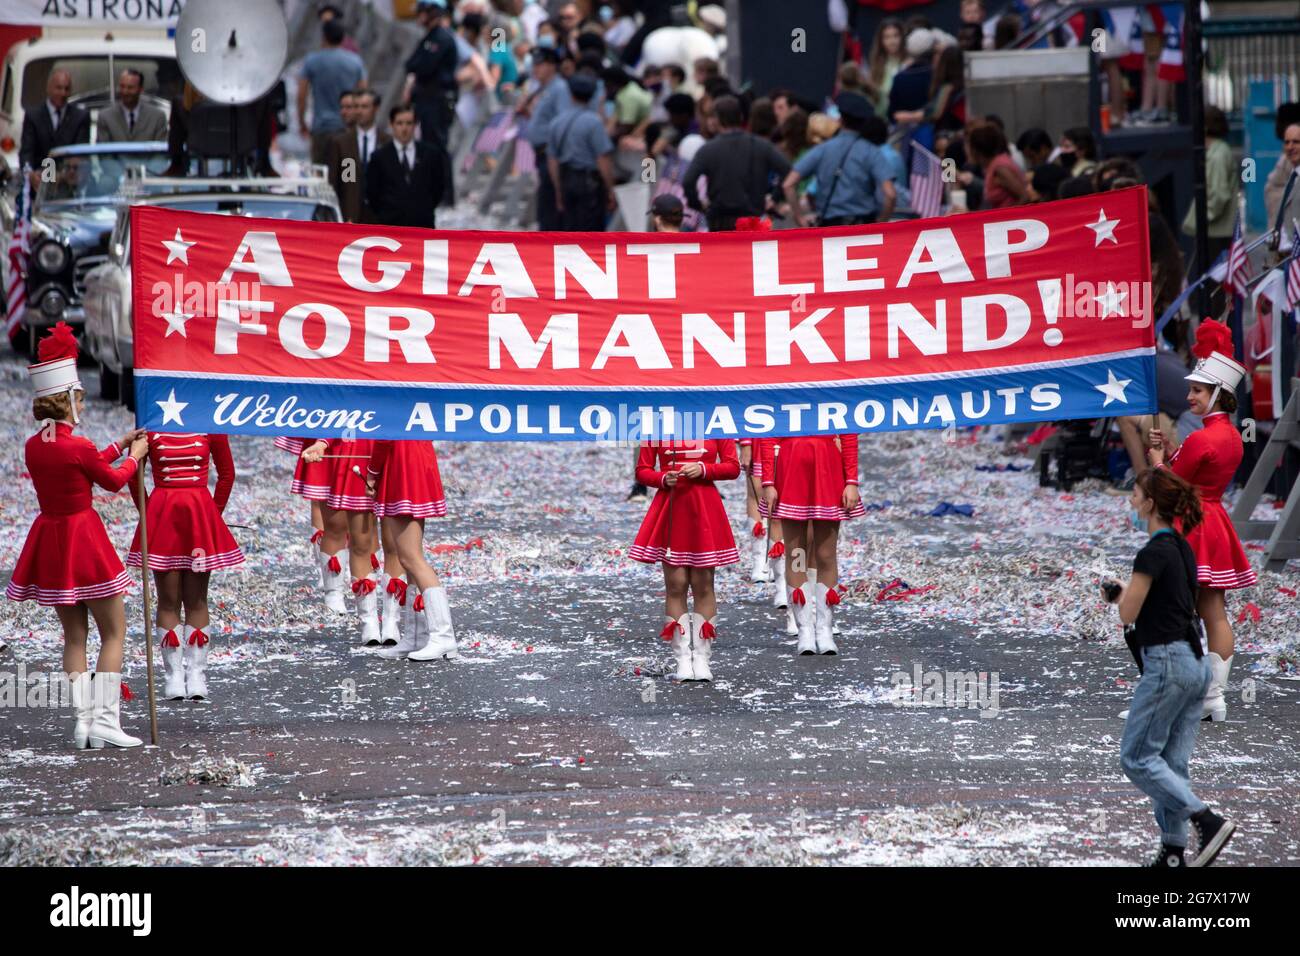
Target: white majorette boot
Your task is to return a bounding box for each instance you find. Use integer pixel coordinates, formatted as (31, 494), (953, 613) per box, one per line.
(158, 625), (186, 700)
(663, 614), (693, 681)
(87, 673), (142, 749)
(184, 623), (212, 700)
(750, 521), (770, 582)
(785, 605), (798, 636)
(323, 550), (349, 615)
(379, 573), (403, 646)
(692, 615), (716, 682)
(353, 576), (382, 646)
(378, 577), (418, 659)
(770, 542), (788, 607)
(814, 582), (840, 655)
(791, 584), (817, 655)
(1202, 653), (1232, 722)
(70, 671), (93, 749)
(409, 586), (458, 660)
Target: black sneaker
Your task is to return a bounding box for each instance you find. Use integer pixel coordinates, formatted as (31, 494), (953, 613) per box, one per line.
(1189, 809), (1236, 867)
(626, 483), (648, 503)
(1149, 844), (1186, 868)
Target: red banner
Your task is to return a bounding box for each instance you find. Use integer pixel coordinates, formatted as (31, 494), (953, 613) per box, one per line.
(130, 188), (1154, 440)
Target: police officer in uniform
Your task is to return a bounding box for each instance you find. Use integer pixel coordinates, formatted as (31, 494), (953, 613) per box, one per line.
(522, 46), (567, 230)
(405, 0), (459, 200)
(547, 74), (615, 232)
(782, 92), (897, 227)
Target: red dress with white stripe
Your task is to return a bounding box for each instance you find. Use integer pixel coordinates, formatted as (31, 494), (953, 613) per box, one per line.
(7, 424), (137, 605)
(314, 437), (374, 511)
(275, 435), (331, 500)
(1167, 412), (1257, 590)
(367, 440), (447, 518)
(759, 435), (865, 521)
(127, 433), (244, 572)
(631, 440), (740, 567)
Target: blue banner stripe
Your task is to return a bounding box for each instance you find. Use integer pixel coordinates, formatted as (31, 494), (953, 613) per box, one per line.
(136, 356), (1157, 442)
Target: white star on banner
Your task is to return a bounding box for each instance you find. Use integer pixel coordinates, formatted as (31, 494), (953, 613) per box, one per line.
(161, 308), (195, 338)
(1094, 282), (1128, 319)
(163, 228), (194, 265)
(1087, 209), (1119, 246)
(1095, 369), (1132, 407)
(157, 388), (188, 425)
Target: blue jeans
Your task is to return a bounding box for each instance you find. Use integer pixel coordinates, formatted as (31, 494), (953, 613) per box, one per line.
(1120, 642), (1212, 847)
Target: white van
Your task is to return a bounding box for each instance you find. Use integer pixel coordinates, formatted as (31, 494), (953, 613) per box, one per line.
(0, 28), (181, 170)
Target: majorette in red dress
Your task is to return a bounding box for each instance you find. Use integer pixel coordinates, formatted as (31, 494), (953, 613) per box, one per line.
(275, 436), (331, 500)
(127, 433), (244, 572)
(7, 424), (138, 605)
(758, 435), (864, 521)
(630, 440), (740, 567)
(1168, 413), (1257, 590)
(367, 440), (447, 518)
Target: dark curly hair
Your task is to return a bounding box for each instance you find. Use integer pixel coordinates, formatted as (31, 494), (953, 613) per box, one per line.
(1135, 466), (1203, 535)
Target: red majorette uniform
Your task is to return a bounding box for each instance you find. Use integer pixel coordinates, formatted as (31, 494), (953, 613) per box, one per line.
(738, 437), (772, 583)
(758, 434), (862, 655)
(7, 424), (137, 606)
(7, 322), (143, 749)
(630, 439), (740, 567)
(127, 433), (242, 572)
(366, 440), (457, 661)
(127, 433), (242, 701)
(1169, 322), (1257, 721)
(631, 439), (740, 682)
(309, 436), (378, 618)
(275, 436), (331, 501)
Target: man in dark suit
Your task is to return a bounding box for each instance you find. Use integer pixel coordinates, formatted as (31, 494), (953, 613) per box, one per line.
(20, 70), (90, 184)
(328, 89), (389, 223)
(97, 69), (169, 143)
(366, 105), (445, 228)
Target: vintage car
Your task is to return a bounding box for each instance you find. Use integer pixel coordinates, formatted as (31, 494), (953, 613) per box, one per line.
(0, 140), (170, 355)
(0, 28), (180, 170)
(83, 173), (342, 407)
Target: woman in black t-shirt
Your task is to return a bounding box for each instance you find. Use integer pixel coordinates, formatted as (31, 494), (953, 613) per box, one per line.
(1102, 467), (1238, 868)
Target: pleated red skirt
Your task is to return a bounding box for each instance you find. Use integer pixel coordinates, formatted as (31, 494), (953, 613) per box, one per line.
(372, 442), (447, 518)
(7, 509), (131, 605)
(630, 482), (738, 567)
(323, 440), (374, 511)
(1185, 500), (1257, 590)
(772, 437), (865, 522)
(127, 487), (245, 572)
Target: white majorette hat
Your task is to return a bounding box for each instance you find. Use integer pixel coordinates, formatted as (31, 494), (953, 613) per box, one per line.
(1185, 350), (1246, 393)
(28, 322), (84, 422)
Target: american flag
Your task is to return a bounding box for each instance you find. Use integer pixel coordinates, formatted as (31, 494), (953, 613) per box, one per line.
(909, 141), (943, 219)
(1286, 226), (1300, 313)
(1223, 212), (1250, 298)
(472, 111), (519, 156)
(513, 134), (537, 176)
(5, 173), (31, 344)
(653, 156), (703, 231)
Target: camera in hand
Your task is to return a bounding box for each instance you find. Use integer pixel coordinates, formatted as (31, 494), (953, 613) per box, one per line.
(1102, 580), (1122, 603)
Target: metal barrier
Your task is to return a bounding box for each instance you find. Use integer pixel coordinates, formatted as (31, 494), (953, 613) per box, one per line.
(1204, 18), (1300, 117)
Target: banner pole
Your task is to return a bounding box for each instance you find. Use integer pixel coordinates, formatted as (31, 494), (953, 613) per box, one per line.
(135, 458), (159, 746)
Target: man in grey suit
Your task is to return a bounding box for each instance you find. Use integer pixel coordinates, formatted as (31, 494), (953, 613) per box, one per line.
(97, 69), (168, 143)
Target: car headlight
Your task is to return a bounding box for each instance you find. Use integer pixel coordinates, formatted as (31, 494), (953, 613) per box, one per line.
(36, 241), (68, 274)
(39, 288), (68, 318)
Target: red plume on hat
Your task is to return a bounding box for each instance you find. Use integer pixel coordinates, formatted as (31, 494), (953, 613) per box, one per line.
(1190, 318), (1233, 361)
(734, 216), (771, 232)
(36, 321), (79, 363)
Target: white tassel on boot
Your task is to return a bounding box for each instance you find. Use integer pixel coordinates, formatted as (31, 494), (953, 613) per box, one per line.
(184, 623), (212, 700)
(323, 549), (349, 615)
(1202, 653), (1232, 722)
(691, 615), (716, 682)
(792, 584), (817, 655)
(379, 573), (403, 646)
(814, 582), (839, 655)
(70, 672), (93, 749)
(158, 625), (186, 700)
(409, 586), (458, 660)
(666, 614), (693, 681)
(750, 524), (770, 582)
(354, 576), (382, 646)
(771, 545), (788, 608)
(87, 673), (142, 749)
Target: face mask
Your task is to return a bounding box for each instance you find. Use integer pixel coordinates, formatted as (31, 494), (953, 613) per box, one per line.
(538, 34), (556, 49)
(600, 4), (613, 22)
(1129, 507), (1146, 533)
